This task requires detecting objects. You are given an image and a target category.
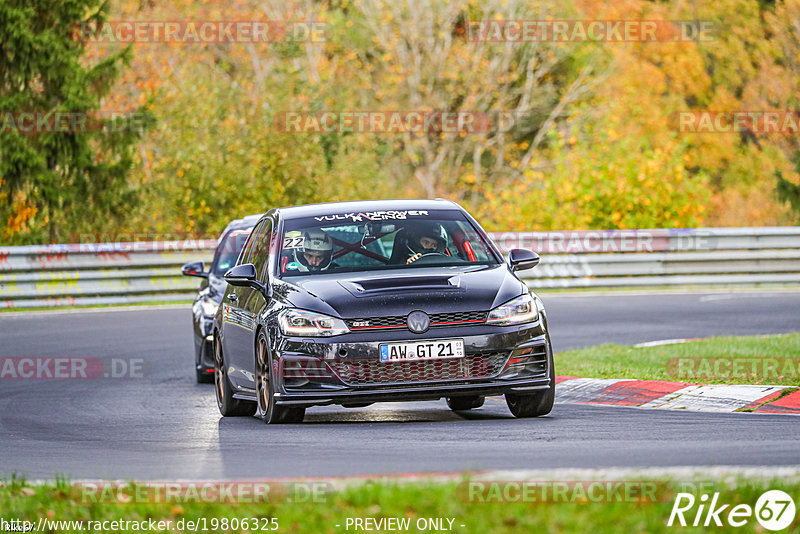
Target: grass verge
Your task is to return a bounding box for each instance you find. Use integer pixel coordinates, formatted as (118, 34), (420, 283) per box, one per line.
(555, 333), (800, 386)
(1, 476), (798, 533)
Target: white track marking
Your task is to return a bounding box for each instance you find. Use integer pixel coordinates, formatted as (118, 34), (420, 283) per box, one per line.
(640, 384), (788, 412)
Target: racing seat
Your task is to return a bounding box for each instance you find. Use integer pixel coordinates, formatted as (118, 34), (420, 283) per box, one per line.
(388, 229), (411, 264)
(451, 230), (477, 261)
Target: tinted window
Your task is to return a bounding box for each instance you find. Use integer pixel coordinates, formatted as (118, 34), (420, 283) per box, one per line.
(277, 210), (498, 276)
(212, 228), (254, 276)
(251, 218), (274, 282)
(237, 220), (264, 267)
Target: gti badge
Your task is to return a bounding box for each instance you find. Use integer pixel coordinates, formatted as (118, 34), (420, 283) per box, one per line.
(407, 311), (430, 333)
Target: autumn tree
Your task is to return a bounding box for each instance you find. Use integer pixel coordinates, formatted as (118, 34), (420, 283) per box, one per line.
(331, 0), (598, 200)
(44, 0), (800, 238)
(765, 0), (800, 222)
(0, 0), (151, 244)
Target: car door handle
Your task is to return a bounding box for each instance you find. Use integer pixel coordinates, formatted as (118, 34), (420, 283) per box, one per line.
(228, 293), (238, 302)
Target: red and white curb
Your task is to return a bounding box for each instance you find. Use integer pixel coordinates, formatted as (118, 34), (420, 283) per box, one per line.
(555, 376), (800, 414)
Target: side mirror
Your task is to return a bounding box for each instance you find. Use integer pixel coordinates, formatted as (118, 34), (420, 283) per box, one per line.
(224, 263), (270, 298)
(224, 263), (258, 287)
(508, 249), (540, 272)
(181, 261), (208, 278)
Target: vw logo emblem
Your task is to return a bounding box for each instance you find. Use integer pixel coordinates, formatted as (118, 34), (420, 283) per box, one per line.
(407, 311), (430, 333)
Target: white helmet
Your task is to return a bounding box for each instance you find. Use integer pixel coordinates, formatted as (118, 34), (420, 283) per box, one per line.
(295, 230), (333, 271)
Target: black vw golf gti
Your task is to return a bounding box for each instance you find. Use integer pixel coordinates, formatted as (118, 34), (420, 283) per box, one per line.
(213, 199), (554, 423)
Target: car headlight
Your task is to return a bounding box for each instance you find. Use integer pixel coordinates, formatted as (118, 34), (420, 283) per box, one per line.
(278, 309), (350, 337)
(486, 294), (539, 325)
(201, 297), (219, 317)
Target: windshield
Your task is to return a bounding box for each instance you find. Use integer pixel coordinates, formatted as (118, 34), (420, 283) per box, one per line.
(277, 210), (499, 276)
(212, 228), (253, 276)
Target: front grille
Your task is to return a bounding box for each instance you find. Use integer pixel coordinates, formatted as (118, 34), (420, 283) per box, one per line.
(430, 311), (487, 325)
(347, 315), (406, 329)
(328, 351), (510, 386)
(346, 311), (487, 331)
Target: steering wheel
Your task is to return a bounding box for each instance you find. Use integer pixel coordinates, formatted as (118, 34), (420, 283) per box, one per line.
(409, 252), (462, 265)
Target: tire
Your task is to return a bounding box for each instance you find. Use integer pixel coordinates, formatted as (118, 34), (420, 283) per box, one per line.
(196, 341), (214, 383)
(446, 396), (485, 411)
(255, 331), (305, 424)
(505, 341), (555, 418)
(214, 334), (256, 417)
(196, 367), (214, 384)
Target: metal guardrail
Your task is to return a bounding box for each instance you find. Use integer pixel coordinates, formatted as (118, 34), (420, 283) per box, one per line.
(0, 241), (217, 308)
(0, 227), (798, 308)
(487, 227), (800, 288)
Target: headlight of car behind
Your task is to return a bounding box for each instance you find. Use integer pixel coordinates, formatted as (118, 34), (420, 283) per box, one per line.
(486, 294), (539, 325)
(201, 297), (219, 317)
(278, 309), (350, 337)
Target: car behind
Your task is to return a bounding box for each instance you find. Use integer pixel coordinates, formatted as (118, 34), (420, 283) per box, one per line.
(181, 214), (261, 382)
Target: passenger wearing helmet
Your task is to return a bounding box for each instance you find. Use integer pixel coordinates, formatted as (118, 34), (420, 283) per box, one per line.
(401, 221), (447, 264)
(295, 230), (334, 272)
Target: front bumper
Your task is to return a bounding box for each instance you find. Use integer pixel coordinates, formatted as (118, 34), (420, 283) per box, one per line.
(270, 321), (551, 407)
(275, 376), (552, 406)
(195, 317), (216, 370)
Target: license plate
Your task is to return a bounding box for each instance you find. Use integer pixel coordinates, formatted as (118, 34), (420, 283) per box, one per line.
(379, 339), (465, 362)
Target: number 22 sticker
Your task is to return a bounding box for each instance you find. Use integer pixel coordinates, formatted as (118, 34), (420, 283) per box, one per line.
(283, 237), (304, 249)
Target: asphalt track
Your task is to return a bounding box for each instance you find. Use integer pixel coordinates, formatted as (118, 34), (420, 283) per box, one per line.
(1, 290), (799, 479)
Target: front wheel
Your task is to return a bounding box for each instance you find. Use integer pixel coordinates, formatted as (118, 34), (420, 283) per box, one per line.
(214, 335), (256, 417)
(255, 332), (305, 424)
(505, 341), (555, 418)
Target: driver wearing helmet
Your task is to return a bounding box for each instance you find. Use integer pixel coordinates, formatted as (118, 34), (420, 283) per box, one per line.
(402, 221), (447, 264)
(295, 230), (335, 272)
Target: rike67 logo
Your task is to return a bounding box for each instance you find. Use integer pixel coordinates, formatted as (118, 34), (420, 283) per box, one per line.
(668, 490), (796, 531)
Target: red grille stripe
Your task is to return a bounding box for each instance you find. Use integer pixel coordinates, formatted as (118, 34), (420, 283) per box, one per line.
(351, 319), (485, 330)
(351, 324), (406, 330)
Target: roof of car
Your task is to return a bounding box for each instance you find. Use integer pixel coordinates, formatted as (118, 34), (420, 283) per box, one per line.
(276, 199), (461, 219)
(222, 213), (262, 233)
